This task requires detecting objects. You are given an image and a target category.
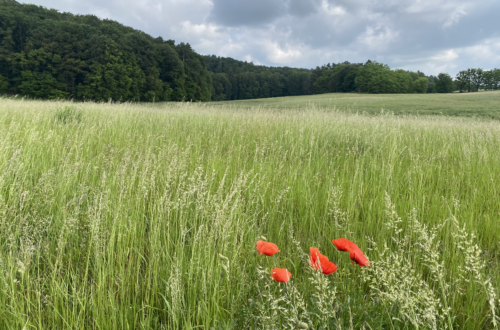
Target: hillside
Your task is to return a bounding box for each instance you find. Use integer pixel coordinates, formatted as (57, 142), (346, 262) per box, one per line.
(0, 0), (211, 101)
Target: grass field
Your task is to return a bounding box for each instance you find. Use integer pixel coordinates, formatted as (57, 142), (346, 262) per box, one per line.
(0, 95), (499, 329)
(213, 90), (500, 119)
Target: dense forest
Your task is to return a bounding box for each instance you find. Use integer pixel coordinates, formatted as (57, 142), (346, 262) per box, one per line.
(0, 0), (211, 101)
(1, 0), (499, 102)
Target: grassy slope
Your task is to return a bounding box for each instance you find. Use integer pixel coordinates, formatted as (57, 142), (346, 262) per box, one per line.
(0, 97), (499, 329)
(213, 90), (500, 119)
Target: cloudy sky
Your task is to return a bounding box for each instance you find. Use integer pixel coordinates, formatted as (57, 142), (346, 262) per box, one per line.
(21, 0), (500, 75)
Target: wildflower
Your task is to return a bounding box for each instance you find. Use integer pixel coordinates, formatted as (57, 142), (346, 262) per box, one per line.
(349, 249), (370, 267)
(331, 238), (355, 252)
(310, 247), (337, 275)
(256, 240), (280, 256)
(332, 238), (370, 267)
(271, 268), (292, 283)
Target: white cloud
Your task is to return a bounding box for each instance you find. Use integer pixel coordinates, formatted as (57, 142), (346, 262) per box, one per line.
(443, 6), (467, 28)
(462, 38), (500, 62)
(265, 42), (303, 64)
(321, 0), (346, 16)
(359, 26), (399, 51)
(431, 49), (459, 62)
(178, 21), (221, 39)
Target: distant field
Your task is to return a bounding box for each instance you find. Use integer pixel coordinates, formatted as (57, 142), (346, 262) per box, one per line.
(213, 90), (500, 119)
(0, 98), (499, 329)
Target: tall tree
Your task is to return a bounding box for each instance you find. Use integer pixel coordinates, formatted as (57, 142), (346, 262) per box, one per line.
(433, 73), (454, 93)
(413, 77), (429, 94)
(482, 69), (500, 90)
(355, 62), (398, 94)
(455, 71), (469, 93)
(469, 68), (483, 92)
(77, 40), (144, 101)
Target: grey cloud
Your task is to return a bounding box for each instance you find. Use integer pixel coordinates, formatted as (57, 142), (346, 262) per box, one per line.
(286, 0), (321, 17)
(208, 0), (285, 27)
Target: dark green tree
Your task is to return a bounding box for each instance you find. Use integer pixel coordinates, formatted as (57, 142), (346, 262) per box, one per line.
(413, 77), (429, 94)
(77, 42), (144, 101)
(482, 69), (500, 90)
(176, 43), (211, 101)
(355, 62), (398, 94)
(0, 74), (7, 91)
(210, 72), (231, 101)
(469, 68), (483, 92)
(394, 69), (412, 93)
(156, 40), (185, 101)
(433, 73), (454, 93)
(455, 71), (469, 93)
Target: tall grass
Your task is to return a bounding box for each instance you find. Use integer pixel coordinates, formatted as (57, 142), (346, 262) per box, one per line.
(0, 98), (499, 329)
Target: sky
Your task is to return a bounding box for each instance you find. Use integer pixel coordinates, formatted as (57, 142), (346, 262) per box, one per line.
(20, 0), (500, 76)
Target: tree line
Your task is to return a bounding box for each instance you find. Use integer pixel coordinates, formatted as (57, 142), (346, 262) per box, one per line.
(454, 69), (500, 93)
(1, 0), (499, 102)
(206, 59), (431, 100)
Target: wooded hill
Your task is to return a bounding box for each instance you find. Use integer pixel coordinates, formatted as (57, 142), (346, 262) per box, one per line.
(1, 0), (499, 102)
(0, 0), (211, 101)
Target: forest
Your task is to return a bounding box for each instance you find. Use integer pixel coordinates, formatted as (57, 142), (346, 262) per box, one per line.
(1, 0), (499, 102)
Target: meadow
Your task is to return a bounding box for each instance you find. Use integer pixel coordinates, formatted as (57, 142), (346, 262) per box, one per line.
(214, 90), (500, 119)
(0, 94), (499, 329)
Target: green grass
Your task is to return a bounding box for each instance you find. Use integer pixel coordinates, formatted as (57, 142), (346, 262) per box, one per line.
(213, 90), (500, 119)
(0, 96), (499, 329)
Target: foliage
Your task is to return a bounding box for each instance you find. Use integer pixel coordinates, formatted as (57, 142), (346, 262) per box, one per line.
(433, 73), (454, 93)
(455, 68), (499, 93)
(0, 0), (208, 101)
(355, 62), (399, 93)
(414, 77), (429, 94)
(77, 43), (144, 101)
(204, 55), (312, 100)
(313, 63), (362, 94)
(353, 62), (430, 94)
(483, 69), (500, 91)
(0, 74), (8, 91)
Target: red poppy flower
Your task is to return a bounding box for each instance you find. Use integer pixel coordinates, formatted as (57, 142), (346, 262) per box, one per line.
(331, 238), (357, 252)
(271, 268), (292, 283)
(332, 238), (370, 267)
(349, 248), (370, 267)
(310, 247), (337, 275)
(256, 240), (280, 256)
